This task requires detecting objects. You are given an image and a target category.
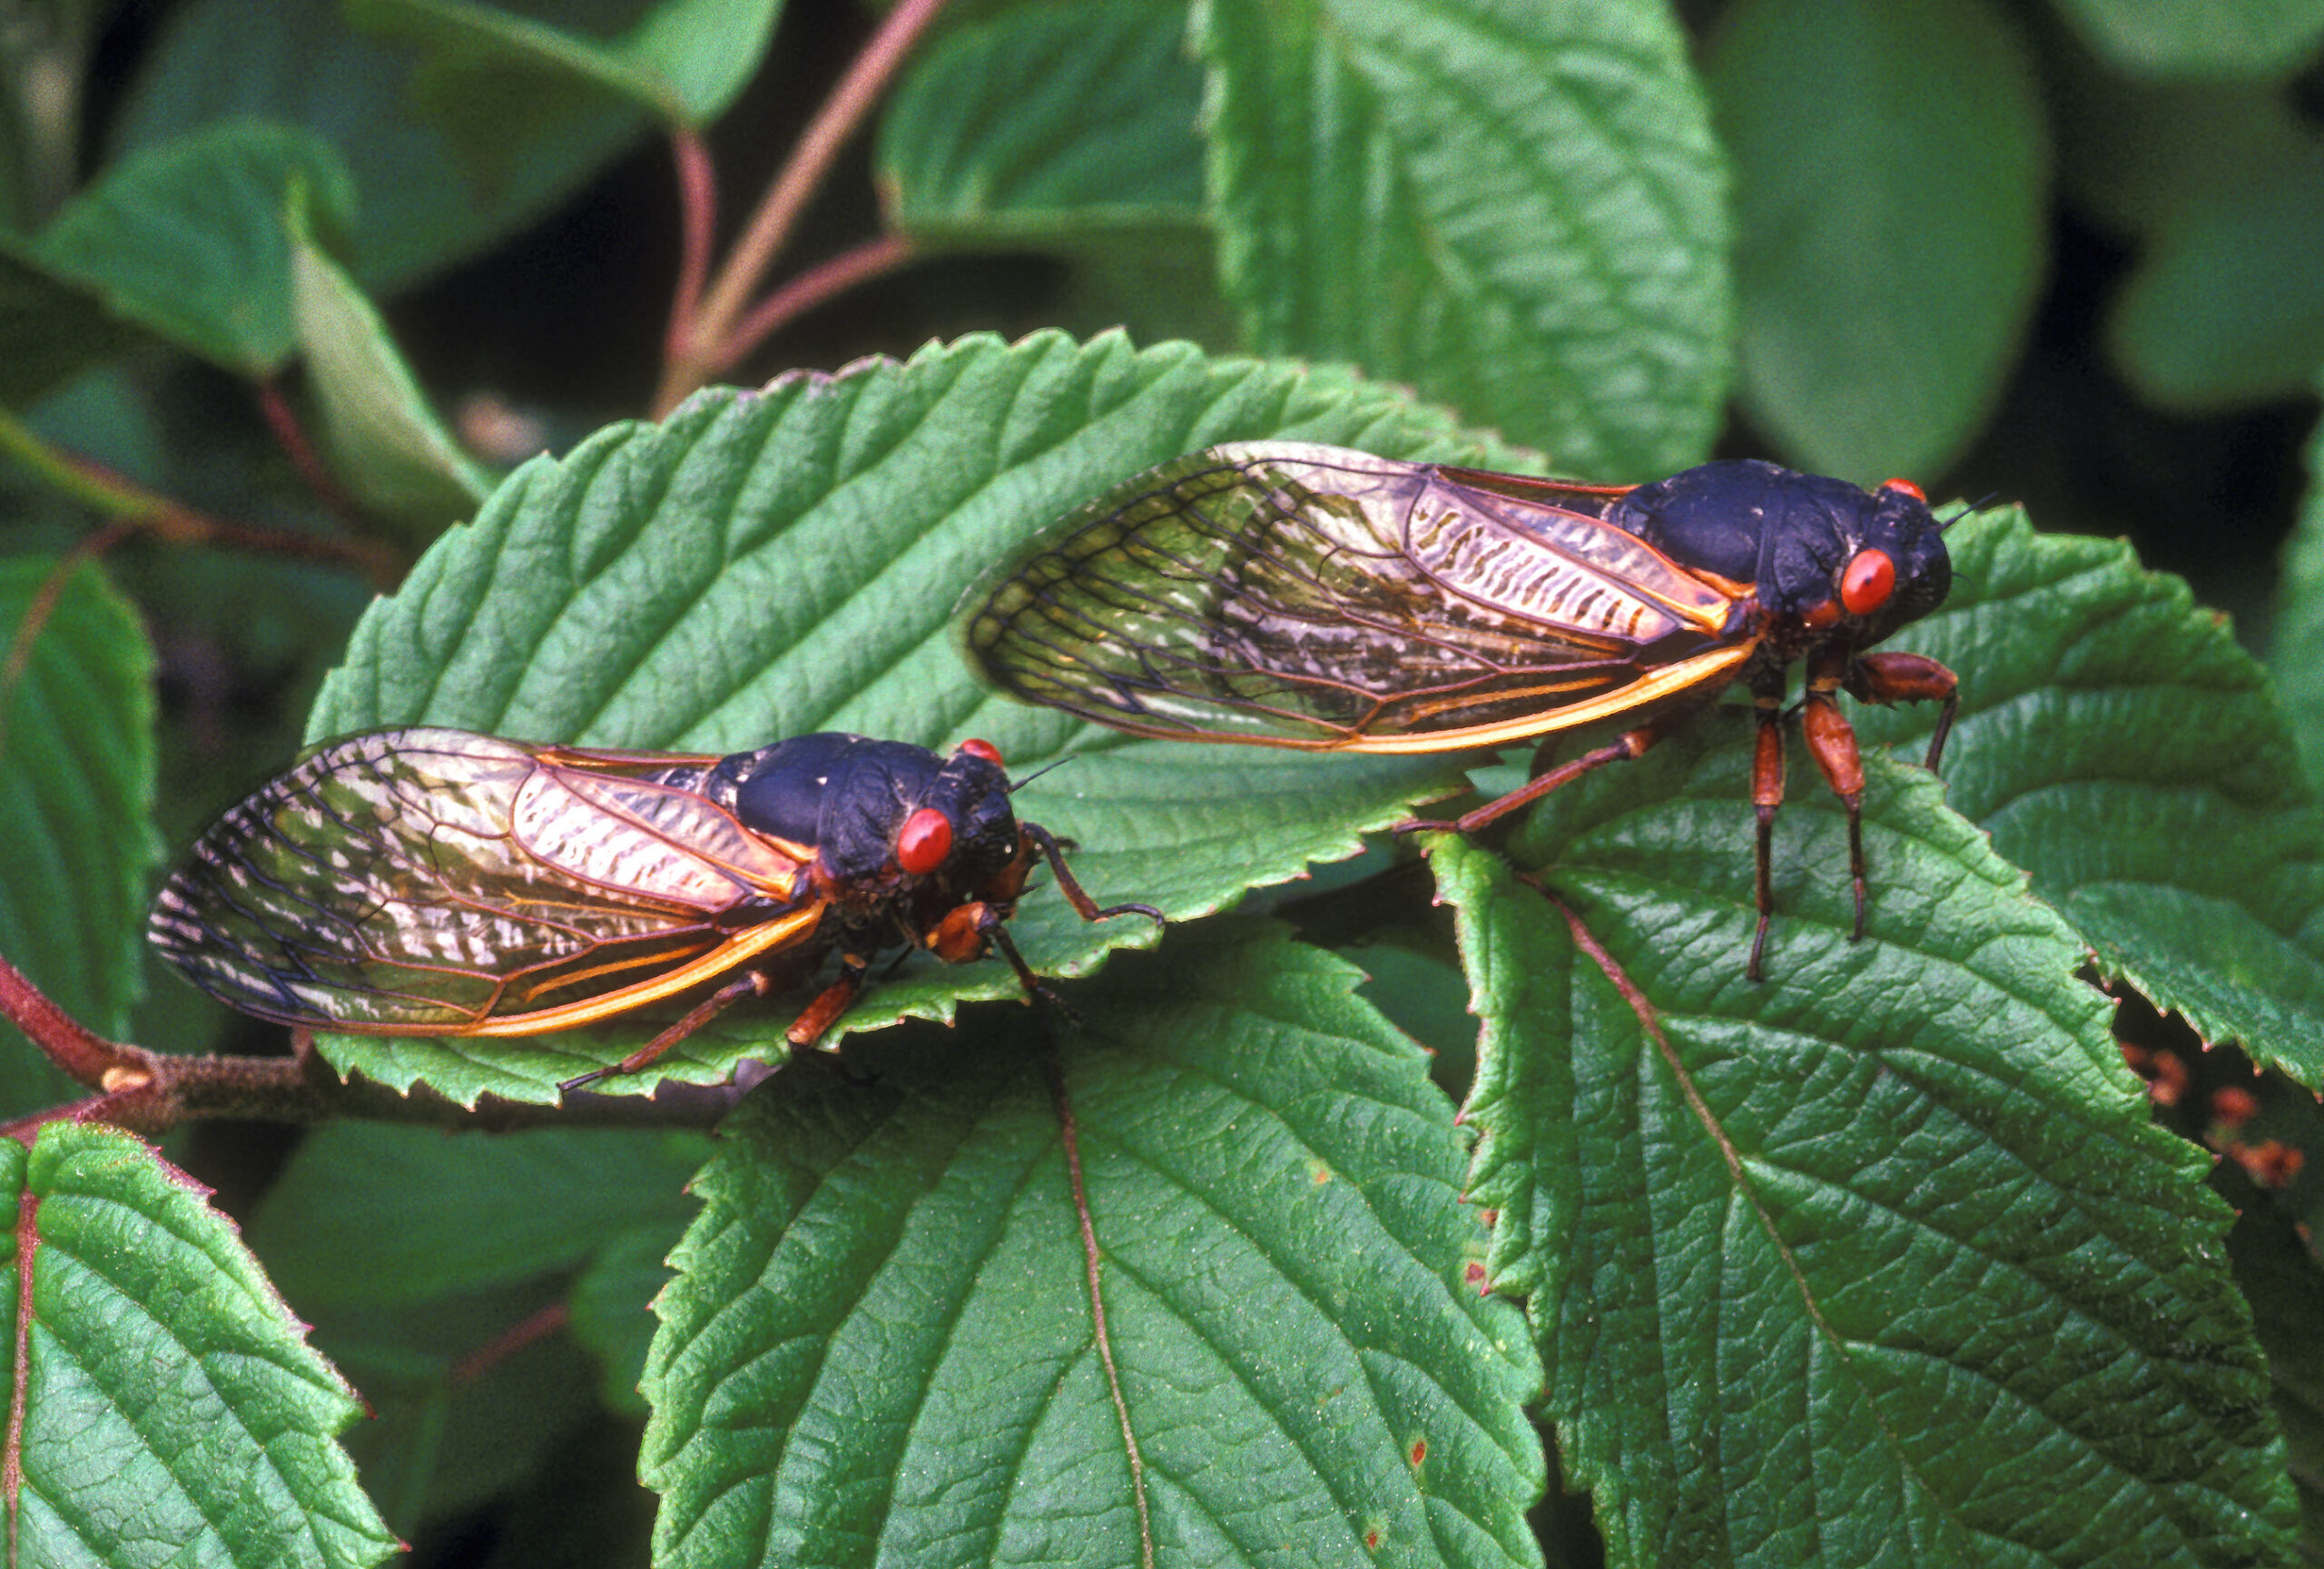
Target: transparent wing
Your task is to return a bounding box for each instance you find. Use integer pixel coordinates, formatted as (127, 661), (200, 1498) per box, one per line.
(149, 728), (819, 1034)
(961, 442), (1759, 752)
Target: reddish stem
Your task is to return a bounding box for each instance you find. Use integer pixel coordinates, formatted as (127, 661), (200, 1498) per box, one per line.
(663, 127), (717, 369)
(714, 233), (916, 380)
(0, 951), (137, 1089)
(451, 1302), (571, 1389)
(254, 377), (362, 527)
(655, 0), (950, 412)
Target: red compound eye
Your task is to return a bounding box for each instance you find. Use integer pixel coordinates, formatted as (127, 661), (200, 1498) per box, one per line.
(896, 807), (953, 874)
(958, 738), (1003, 765)
(1879, 477), (1925, 501)
(1840, 548), (1896, 617)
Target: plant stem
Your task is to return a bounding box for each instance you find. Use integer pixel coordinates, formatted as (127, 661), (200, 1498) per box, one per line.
(0, 404), (404, 587)
(718, 233), (916, 377)
(253, 376), (361, 526)
(663, 126), (717, 368)
(653, 0), (950, 414)
(0, 950), (743, 1137)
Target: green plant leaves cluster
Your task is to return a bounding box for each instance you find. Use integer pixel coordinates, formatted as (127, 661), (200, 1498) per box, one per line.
(879, 0), (1731, 478)
(645, 922), (1538, 1568)
(2, 0), (2322, 1562)
(281, 335), (2301, 1562)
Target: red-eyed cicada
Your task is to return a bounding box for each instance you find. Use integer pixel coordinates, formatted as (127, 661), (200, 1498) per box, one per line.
(959, 443), (1960, 975)
(150, 729), (1159, 1086)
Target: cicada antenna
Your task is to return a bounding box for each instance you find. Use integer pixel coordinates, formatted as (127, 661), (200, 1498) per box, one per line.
(1937, 492), (1999, 532)
(1007, 755), (1077, 793)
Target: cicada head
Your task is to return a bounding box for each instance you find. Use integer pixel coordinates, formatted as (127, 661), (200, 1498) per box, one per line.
(729, 733), (1022, 895)
(904, 739), (1023, 896)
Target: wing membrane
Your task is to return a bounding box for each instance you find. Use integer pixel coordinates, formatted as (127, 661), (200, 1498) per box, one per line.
(148, 728), (818, 1033)
(962, 442), (1759, 751)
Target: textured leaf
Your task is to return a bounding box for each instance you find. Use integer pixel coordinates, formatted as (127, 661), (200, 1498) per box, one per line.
(1198, 0), (1729, 477)
(641, 921), (1540, 1569)
(1435, 797), (2295, 1565)
(111, 0), (645, 291)
(2109, 136), (2324, 410)
(287, 332), (1526, 1102)
(1, 1123), (398, 1566)
(2054, 0), (2324, 78)
(1864, 508), (2324, 1084)
(2232, 1201), (2324, 1563)
(34, 118), (357, 374)
(1707, 0), (2048, 482)
(880, 0), (1205, 241)
(288, 187), (492, 528)
(0, 558), (156, 1111)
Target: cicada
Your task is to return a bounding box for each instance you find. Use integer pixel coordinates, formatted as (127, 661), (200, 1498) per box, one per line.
(150, 728), (1159, 1086)
(959, 442), (1961, 976)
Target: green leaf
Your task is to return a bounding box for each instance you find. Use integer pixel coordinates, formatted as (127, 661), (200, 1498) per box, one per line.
(1707, 0), (2048, 483)
(112, 0), (646, 291)
(1435, 804), (2296, 1564)
(294, 332), (1524, 1103)
(305, 1281), (610, 1534)
(2048, 51), (2313, 240)
(0, 557), (156, 1110)
(1867, 508), (2324, 1084)
(1197, 0), (1730, 478)
(2232, 1200), (2324, 1562)
(0, 246), (153, 410)
(641, 922), (1540, 1568)
(2053, 0), (2324, 78)
(879, 0), (1206, 242)
(288, 185), (493, 528)
(2108, 136), (2324, 410)
(2, 1123), (399, 1565)
(247, 1121), (705, 1305)
(344, 0), (782, 138)
(571, 1223), (679, 1415)
(247, 1122), (702, 1476)
(2270, 400), (2324, 786)
(615, 0), (785, 125)
(33, 118), (357, 374)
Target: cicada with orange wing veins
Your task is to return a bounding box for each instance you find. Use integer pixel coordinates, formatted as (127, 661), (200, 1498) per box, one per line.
(149, 729), (1160, 1089)
(960, 442), (1962, 977)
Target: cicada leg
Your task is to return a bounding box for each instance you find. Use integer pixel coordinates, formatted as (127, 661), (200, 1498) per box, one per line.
(1846, 650), (1960, 771)
(786, 954), (872, 1048)
(559, 968), (775, 1093)
(1394, 705), (1709, 838)
(1748, 669), (1788, 982)
(1020, 822), (1165, 925)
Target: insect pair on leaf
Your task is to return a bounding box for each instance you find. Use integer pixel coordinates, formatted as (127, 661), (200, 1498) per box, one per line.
(150, 443), (1962, 1088)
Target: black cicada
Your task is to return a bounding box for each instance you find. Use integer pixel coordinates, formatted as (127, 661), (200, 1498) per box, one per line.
(959, 442), (1960, 975)
(150, 729), (1159, 1085)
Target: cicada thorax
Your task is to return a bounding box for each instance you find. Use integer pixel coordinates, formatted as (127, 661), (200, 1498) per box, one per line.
(715, 732), (1031, 954)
